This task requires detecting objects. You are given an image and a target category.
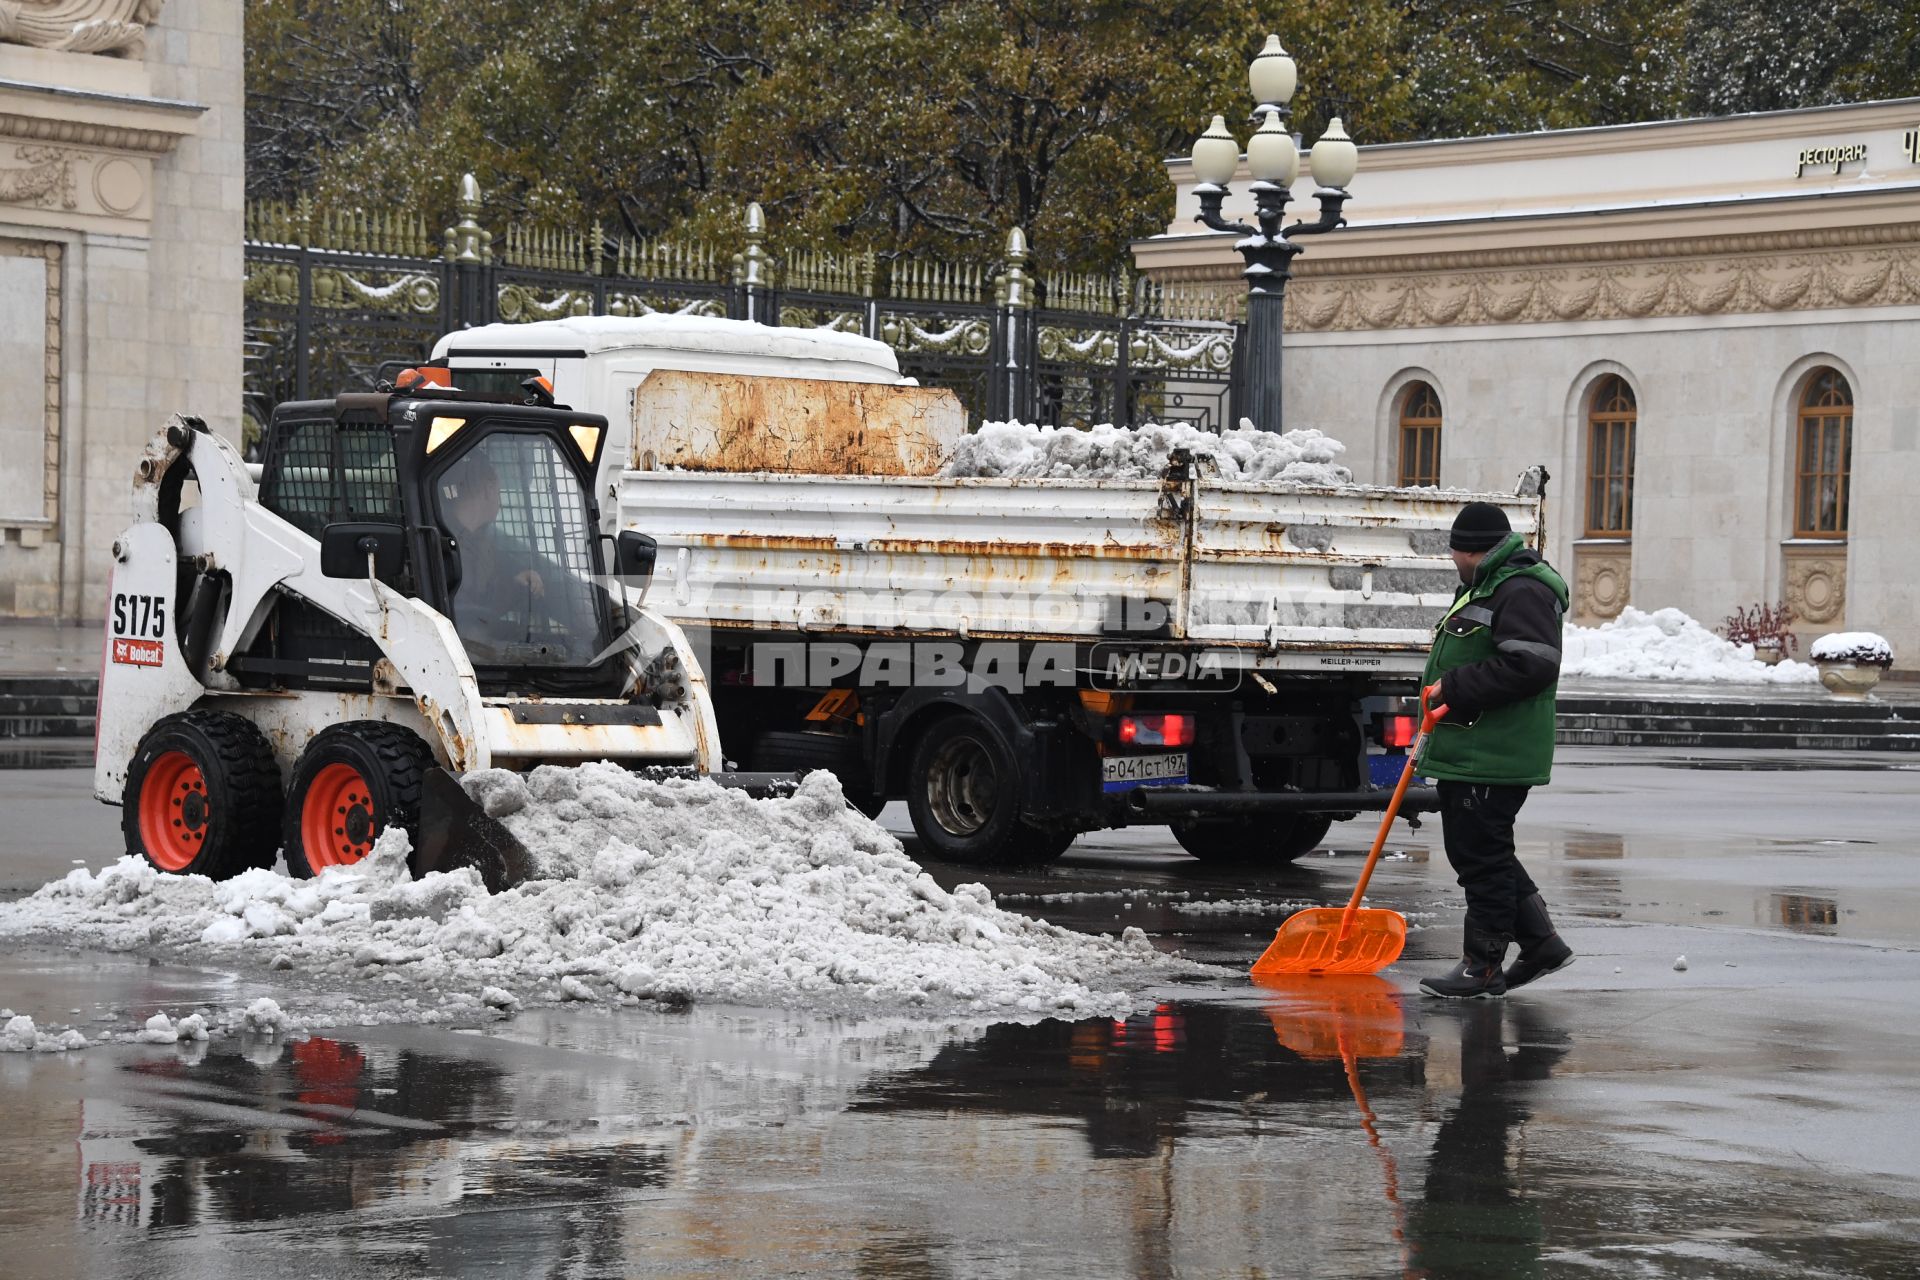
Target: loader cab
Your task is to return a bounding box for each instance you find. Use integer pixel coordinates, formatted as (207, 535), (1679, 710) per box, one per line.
(248, 387), (626, 695)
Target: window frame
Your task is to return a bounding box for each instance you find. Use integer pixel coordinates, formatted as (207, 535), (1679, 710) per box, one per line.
(1396, 381), (1443, 488)
(1584, 375), (1637, 539)
(426, 424), (617, 673)
(1793, 368), (1853, 539)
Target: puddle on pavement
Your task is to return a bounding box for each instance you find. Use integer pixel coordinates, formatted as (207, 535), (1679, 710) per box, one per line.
(1648, 756), (1920, 772)
(0, 996), (1913, 1278)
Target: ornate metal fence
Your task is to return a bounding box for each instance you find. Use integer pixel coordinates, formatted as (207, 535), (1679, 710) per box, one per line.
(243, 175), (1243, 445)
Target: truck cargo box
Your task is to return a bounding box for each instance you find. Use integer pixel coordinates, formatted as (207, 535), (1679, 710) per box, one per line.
(621, 463), (1540, 675)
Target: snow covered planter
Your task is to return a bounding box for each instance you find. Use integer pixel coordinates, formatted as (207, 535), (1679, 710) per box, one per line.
(1809, 632), (1895, 699)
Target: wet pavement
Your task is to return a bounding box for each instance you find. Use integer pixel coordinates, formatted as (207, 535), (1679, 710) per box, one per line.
(3, 747), (1920, 1276)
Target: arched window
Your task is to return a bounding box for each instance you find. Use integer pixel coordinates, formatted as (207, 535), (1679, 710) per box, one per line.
(1585, 375), (1636, 537)
(1794, 368), (1852, 538)
(1397, 382), (1442, 487)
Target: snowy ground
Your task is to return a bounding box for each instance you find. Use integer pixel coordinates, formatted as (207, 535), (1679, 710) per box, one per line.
(2, 747), (1918, 1278)
(0, 766), (1202, 1050)
(1564, 606), (1821, 684)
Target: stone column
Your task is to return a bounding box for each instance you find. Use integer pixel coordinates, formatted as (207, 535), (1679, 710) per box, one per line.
(0, 0), (242, 622)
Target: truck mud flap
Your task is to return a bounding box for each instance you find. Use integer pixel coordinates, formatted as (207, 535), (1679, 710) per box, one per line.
(412, 768), (538, 894)
(1126, 786), (1441, 818)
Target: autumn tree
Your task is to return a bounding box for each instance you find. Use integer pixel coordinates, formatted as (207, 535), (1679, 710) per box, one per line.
(243, 1), (1920, 272)
(1681, 0), (1912, 115)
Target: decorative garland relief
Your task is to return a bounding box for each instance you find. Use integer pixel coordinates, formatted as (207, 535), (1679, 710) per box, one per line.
(1282, 245), (1920, 332)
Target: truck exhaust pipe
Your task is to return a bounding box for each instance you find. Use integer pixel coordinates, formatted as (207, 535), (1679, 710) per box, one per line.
(1126, 787), (1441, 818)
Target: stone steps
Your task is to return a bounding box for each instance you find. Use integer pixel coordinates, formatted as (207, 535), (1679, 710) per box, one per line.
(4, 675), (1914, 754)
(0, 678), (97, 740)
(1557, 692), (1918, 752)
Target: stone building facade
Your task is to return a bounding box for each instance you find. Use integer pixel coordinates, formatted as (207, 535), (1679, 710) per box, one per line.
(0, 0), (242, 621)
(1136, 99), (1920, 670)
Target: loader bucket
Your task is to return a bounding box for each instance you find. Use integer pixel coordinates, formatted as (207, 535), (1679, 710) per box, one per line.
(411, 768), (538, 893)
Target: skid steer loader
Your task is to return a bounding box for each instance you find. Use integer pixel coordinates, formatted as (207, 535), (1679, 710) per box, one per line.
(96, 378), (766, 891)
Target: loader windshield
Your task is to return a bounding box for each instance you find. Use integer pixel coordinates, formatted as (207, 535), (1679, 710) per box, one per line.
(434, 431), (615, 672)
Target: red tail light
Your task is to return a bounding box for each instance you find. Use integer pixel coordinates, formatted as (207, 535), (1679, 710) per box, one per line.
(1118, 713), (1195, 748)
(1382, 714), (1416, 748)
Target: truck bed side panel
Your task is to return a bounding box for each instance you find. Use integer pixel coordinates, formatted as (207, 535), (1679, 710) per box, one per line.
(619, 473), (1541, 668)
(623, 473), (1182, 638)
(1188, 484), (1539, 650)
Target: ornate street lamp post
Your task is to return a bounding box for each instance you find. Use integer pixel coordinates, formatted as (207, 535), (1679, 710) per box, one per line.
(1190, 35), (1359, 433)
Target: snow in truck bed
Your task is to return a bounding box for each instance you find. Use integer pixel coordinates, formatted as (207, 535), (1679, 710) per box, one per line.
(939, 419), (1353, 485)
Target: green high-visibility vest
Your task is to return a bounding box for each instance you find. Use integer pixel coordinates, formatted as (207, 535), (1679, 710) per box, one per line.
(1417, 534), (1569, 786)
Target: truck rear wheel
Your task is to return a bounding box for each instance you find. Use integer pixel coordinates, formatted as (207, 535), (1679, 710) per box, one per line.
(905, 714), (1068, 866)
(1170, 814), (1335, 865)
(284, 722), (433, 878)
(746, 729), (886, 818)
(123, 710), (282, 879)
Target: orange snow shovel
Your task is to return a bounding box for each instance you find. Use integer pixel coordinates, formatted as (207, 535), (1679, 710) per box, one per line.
(1251, 697), (1446, 977)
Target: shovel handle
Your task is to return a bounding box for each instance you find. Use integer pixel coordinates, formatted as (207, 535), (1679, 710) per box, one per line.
(1337, 698), (1445, 940)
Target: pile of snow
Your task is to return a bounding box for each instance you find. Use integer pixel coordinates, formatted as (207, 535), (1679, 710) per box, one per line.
(941, 418), (1352, 486)
(133, 1011), (210, 1044)
(1809, 631), (1894, 666)
(3, 998), (305, 1055)
(1563, 607), (1820, 684)
(1171, 898), (1315, 917)
(1, 1012), (87, 1053)
(0, 768), (1194, 1029)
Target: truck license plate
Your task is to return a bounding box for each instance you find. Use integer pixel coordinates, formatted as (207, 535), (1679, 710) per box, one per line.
(1102, 752), (1189, 793)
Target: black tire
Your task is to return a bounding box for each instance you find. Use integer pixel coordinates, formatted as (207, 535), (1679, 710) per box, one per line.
(904, 714), (1069, 866)
(747, 729), (887, 818)
(284, 721), (433, 878)
(1022, 826), (1079, 862)
(122, 710), (282, 879)
(1170, 813), (1335, 865)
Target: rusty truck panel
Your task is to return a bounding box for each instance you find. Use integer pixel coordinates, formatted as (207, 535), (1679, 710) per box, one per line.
(630, 369), (965, 476)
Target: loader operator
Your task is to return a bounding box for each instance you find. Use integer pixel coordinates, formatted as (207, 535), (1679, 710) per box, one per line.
(1415, 502), (1576, 999)
(438, 449), (590, 665)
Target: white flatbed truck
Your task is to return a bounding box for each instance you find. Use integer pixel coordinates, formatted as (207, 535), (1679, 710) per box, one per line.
(433, 316), (1546, 867)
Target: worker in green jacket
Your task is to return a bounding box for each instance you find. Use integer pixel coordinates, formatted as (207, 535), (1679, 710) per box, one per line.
(1416, 503), (1575, 999)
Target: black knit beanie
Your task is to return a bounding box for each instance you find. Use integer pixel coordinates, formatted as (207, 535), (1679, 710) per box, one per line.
(1449, 502), (1511, 552)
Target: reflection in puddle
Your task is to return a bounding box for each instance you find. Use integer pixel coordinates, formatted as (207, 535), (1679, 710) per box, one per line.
(1561, 835), (1626, 861)
(1651, 757), (1920, 773)
(0, 995), (1909, 1277)
(0, 744), (92, 770)
(1771, 892), (1840, 934)
(1259, 975), (1413, 1274)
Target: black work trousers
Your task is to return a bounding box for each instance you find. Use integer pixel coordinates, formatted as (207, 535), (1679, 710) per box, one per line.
(1437, 780), (1538, 938)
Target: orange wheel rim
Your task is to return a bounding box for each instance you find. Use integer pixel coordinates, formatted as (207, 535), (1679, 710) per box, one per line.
(139, 750), (210, 872)
(302, 762), (377, 869)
